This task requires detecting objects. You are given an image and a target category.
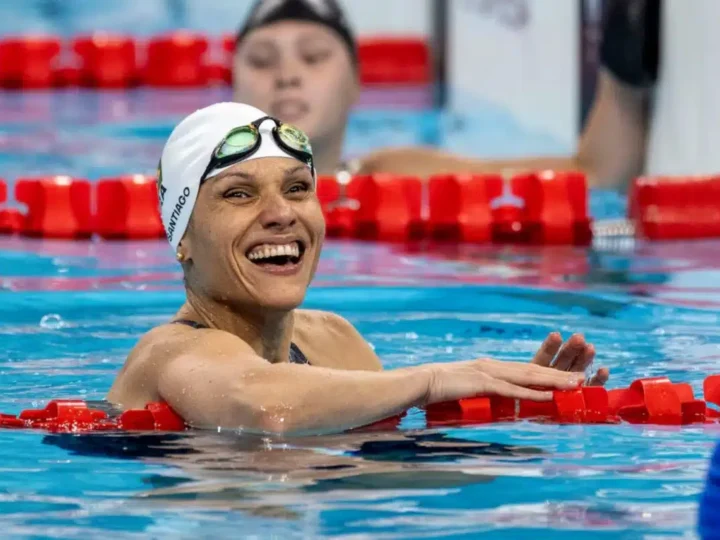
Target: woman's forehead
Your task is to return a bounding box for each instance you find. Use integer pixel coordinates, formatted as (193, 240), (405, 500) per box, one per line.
(213, 158), (311, 181)
(241, 21), (341, 49)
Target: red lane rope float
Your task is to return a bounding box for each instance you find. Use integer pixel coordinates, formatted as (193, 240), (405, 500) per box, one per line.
(95, 175), (164, 239)
(71, 34), (139, 88)
(629, 175), (720, 240)
(2, 171), (720, 243)
(358, 37), (431, 85)
(425, 375), (720, 427)
(15, 176), (93, 239)
(347, 174), (424, 241)
(0, 179), (23, 234)
(0, 400), (186, 433)
(0, 36), (61, 89)
(1, 376), (718, 433)
(428, 174), (501, 243)
(0, 34), (431, 89)
(143, 33), (210, 88)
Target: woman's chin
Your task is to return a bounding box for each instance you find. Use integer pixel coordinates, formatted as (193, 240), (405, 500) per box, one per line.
(255, 291), (307, 312)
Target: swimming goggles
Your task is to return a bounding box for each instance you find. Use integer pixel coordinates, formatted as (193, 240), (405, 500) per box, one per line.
(199, 116), (314, 183)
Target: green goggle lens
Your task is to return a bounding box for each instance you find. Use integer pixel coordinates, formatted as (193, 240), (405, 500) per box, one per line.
(216, 127), (258, 159)
(278, 124), (312, 154)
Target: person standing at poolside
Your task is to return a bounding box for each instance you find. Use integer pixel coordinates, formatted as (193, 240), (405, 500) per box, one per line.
(233, 0), (719, 190)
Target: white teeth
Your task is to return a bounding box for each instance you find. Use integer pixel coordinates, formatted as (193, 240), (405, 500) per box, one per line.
(247, 242), (301, 261)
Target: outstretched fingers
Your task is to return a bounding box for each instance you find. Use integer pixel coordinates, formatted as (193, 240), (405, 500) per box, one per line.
(482, 359), (585, 390)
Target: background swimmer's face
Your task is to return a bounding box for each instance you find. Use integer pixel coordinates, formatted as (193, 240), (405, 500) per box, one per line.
(182, 157), (325, 312)
(233, 21), (358, 149)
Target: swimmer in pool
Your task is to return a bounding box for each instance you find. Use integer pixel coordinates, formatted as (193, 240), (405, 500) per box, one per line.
(228, 0), (572, 180)
(235, 0), (716, 189)
(107, 102), (609, 435)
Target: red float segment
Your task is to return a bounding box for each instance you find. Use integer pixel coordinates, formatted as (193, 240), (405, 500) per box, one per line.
(705, 375), (720, 407)
(204, 35), (236, 86)
(0, 401), (186, 433)
(507, 171), (592, 245)
(582, 386), (610, 423)
(71, 34), (138, 88)
(317, 176), (355, 238)
(15, 177), (92, 238)
(17, 400), (108, 432)
(117, 409), (155, 430)
(630, 176), (720, 240)
(346, 174), (423, 241)
(317, 176), (341, 207)
(519, 388), (607, 423)
(222, 34), (236, 54)
(358, 37), (431, 85)
(426, 397), (493, 426)
(427, 376), (719, 426)
(428, 174), (502, 242)
(0, 210), (24, 235)
(146, 402), (186, 431)
(620, 378), (682, 424)
(143, 33), (209, 87)
(95, 176), (164, 239)
(0, 36), (61, 89)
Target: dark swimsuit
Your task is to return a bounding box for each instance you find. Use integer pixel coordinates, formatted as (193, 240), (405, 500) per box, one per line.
(171, 319), (310, 365)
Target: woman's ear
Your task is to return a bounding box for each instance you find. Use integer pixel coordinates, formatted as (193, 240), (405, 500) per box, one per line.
(176, 238), (192, 263)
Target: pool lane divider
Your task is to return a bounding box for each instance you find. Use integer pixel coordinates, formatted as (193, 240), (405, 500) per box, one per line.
(0, 375), (719, 433)
(0, 33), (431, 89)
(1, 172), (719, 243)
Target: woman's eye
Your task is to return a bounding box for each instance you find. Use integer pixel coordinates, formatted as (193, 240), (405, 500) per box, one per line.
(303, 51), (330, 64)
(225, 190), (252, 199)
(247, 56), (273, 69)
(287, 182), (310, 194)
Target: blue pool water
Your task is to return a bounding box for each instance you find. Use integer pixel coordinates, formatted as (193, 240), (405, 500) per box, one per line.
(1, 89), (720, 539)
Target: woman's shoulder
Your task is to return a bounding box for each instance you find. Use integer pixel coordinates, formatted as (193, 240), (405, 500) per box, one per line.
(293, 310), (382, 371)
(294, 309), (353, 331)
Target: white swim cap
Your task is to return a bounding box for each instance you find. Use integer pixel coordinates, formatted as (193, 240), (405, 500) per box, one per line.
(158, 102), (313, 250)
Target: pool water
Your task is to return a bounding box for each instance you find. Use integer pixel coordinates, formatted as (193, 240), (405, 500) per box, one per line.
(1, 89), (720, 539)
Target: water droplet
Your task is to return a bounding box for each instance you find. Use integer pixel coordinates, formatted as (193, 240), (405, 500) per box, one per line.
(405, 332), (419, 340)
(652, 328), (666, 336)
(40, 314), (65, 330)
(445, 333), (453, 341)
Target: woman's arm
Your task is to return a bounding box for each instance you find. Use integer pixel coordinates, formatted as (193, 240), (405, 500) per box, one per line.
(152, 330), (583, 435)
(360, 71), (648, 189)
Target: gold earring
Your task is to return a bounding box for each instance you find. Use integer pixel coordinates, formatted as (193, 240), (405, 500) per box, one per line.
(176, 251), (185, 262)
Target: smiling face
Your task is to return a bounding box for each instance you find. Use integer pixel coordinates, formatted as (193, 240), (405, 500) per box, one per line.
(181, 157), (325, 312)
(233, 20), (359, 148)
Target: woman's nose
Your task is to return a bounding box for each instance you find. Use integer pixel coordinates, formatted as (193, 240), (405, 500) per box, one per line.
(274, 60), (302, 90)
(257, 194), (297, 230)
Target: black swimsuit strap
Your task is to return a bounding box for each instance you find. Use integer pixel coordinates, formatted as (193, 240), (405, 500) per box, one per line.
(171, 319), (310, 365)
(172, 319), (208, 330)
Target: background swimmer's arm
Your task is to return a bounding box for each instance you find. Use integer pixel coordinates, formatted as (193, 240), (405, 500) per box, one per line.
(360, 71), (649, 191)
(572, 70), (649, 189)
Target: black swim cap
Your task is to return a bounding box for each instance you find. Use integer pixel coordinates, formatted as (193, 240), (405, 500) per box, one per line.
(236, 0), (357, 64)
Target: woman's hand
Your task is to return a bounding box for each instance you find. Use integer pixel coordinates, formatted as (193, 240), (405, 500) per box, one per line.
(423, 359), (585, 406)
(531, 332), (609, 386)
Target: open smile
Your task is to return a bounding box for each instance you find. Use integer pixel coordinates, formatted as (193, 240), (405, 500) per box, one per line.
(245, 240), (307, 275)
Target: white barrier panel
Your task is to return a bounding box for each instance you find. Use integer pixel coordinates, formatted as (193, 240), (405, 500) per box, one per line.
(444, 0), (579, 159)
